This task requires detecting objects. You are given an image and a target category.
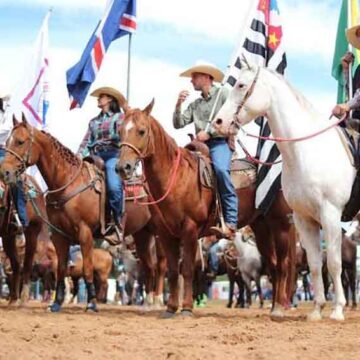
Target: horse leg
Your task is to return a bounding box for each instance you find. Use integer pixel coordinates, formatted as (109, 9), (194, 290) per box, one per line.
(49, 234), (69, 312)
(78, 224), (97, 312)
(180, 229), (198, 316)
(236, 276), (245, 308)
(341, 270), (349, 306)
(256, 274), (264, 308)
(133, 228), (156, 307)
(154, 237), (167, 308)
(294, 213), (325, 321)
(20, 223), (41, 305)
(320, 207), (346, 321)
(2, 234), (21, 305)
(158, 235), (180, 317)
(227, 275), (234, 308)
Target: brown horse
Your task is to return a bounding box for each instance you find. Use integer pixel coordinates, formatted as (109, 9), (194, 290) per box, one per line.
(0, 174), (45, 305)
(117, 100), (295, 318)
(0, 115), (166, 312)
(67, 248), (112, 303)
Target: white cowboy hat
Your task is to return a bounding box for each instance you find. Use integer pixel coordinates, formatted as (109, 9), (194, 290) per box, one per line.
(346, 24), (360, 50)
(0, 91), (10, 101)
(90, 86), (127, 107)
(180, 63), (224, 83)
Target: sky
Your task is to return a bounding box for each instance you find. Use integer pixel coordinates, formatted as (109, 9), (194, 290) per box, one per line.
(0, 0), (343, 154)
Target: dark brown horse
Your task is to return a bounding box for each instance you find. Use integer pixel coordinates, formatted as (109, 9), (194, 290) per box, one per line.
(0, 115), (166, 312)
(117, 100), (295, 318)
(0, 175), (45, 305)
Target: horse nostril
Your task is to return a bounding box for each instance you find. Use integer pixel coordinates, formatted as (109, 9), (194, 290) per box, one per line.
(216, 118), (223, 125)
(125, 163), (132, 172)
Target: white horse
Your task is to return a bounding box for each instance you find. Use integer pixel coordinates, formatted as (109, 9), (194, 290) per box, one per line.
(212, 60), (356, 321)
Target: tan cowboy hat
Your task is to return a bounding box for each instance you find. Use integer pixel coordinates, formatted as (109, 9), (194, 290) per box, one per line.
(0, 91), (10, 101)
(180, 63), (224, 83)
(90, 86), (127, 107)
(346, 24), (360, 49)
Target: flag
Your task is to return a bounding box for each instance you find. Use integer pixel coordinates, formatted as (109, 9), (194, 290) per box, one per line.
(332, 0), (360, 103)
(18, 10), (50, 129)
(66, 0), (136, 109)
(224, 0), (287, 214)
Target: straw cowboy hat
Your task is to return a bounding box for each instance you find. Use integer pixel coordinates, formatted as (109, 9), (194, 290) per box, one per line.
(91, 86), (127, 108)
(346, 24), (360, 49)
(180, 63), (224, 83)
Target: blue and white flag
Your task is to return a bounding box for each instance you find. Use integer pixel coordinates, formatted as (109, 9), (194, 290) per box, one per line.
(66, 0), (136, 109)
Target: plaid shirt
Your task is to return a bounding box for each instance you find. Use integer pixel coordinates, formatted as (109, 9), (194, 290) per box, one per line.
(78, 111), (124, 157)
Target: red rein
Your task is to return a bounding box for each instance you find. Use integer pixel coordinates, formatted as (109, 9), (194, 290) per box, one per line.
(237, 114), (347, 167)
(131, 149), (182, 206)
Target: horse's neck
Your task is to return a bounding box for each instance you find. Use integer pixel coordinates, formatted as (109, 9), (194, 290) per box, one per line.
(144, 121), (178, 190)
(36, 132), (81, 191)
(264, 72), (326, 159)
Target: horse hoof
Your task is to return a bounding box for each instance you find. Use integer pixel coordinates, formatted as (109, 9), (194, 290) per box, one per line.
(329, 309), (345, 321)
(48, 302), (62, 313)
(180, 309), (194, 317)
(8, 299), (20, 307)
(85, 303), (98, 313)
(270, 308), (284, 321)
(307, 310), (322, 321)
(159, 310), (176, 319)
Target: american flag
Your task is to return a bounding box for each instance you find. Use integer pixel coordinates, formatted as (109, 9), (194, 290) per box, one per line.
(224, 0), (287, 213)
(66, 0), (136, 109)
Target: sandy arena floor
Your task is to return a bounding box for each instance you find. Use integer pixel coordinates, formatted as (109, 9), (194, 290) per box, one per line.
(0, 301), (359, 360)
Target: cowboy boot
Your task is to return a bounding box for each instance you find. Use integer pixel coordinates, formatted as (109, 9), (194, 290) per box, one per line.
(103, 214), (126, 246)
(209, 223), (236, 240)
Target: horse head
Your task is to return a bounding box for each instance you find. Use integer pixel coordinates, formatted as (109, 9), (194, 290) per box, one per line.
(1, 114), (40, 184)
(117, 99), (155, 180)
(212, 58), (271, 136)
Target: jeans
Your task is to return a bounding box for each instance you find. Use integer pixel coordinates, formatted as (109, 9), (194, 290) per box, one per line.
(0, 148), (28, 227)
(69, 244), (81, 263)
(209, 242), (220, 273)
(206, 138), (238, 227)
(94, 149), (123, 221)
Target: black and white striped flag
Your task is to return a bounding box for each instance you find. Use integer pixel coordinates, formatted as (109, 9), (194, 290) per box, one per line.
(224, 0), (287, 213)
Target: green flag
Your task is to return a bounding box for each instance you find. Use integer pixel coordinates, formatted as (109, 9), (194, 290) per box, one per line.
(332, 0), (360, 103)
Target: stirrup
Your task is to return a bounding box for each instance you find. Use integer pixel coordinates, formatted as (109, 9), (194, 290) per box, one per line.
(104, 224), (123, 246)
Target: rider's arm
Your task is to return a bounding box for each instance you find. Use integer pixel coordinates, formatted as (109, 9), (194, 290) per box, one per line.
(173, 102), (194, 129)
(347, 88), (360, 110)
(77, 126), (92, 158)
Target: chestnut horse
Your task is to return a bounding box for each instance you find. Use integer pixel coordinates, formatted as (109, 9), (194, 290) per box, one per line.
(117, 100), (295, 318)
(1, 115), (166, 312)
(0, 175), (45, 305)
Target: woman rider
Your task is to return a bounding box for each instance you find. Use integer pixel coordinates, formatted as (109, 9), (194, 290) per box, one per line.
(78, 87), (127, 245)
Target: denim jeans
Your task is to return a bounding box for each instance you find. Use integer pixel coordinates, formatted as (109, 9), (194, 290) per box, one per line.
(206, 138), (238, 227)
(94, 149), (123, 220)
(0, 148), (28, 227)
(209, 242), (220, 273)
(69, 244), (81, 263)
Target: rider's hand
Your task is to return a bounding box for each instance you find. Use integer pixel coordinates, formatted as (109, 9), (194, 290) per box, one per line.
(176, 90), (189, 108)
(341, 51), (355, 70)
(332, 103), (350, 117)
(196, 130), (211, 142)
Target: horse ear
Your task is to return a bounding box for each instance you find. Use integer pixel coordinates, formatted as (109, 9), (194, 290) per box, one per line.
(13, 114), (19, 127)
(143, 98), (155, 116)
(21, 112), (29, 126)
(240, 54), (253, 70)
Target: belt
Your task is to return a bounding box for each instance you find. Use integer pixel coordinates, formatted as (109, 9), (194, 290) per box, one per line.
(92, 144), (118, 153)
(206, 137), (226, 143)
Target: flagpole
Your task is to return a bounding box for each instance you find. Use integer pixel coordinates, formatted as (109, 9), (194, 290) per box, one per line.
(348, 0), (353, 102)
(126, 33), (132, 103)
(204, 0), (257, 132)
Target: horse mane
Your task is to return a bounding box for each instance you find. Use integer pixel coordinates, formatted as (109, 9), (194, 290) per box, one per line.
(40, 130), (81, 167)
(267, 69), (320, 119)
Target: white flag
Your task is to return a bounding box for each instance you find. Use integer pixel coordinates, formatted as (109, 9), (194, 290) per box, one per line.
(15, 10), (50, 129)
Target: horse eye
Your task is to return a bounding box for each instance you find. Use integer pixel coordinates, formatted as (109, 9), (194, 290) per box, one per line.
(138, 129), (146, 136)
(17, 140), (25, 146)
(238, 83), (245, 89)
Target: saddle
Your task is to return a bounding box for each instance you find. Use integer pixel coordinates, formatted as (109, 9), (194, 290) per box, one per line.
(337, 125), (360, 221)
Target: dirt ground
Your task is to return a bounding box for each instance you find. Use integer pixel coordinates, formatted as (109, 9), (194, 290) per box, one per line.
(0, 300), (359, 360)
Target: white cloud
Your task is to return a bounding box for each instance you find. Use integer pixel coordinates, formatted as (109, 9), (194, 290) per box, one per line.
(2, 0), (339, 61)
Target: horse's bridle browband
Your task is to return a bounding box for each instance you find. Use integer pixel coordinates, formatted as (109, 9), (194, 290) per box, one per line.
(233, 67), (261, 125)
(5, 125), (35, 176)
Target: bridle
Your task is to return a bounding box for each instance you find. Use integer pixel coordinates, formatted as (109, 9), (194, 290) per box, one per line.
(233, 66), (261, 127)
(5, 125), (35, 176)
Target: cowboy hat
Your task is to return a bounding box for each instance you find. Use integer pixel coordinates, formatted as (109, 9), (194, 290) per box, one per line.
(346, 24), (360, 49)
(0, 91), (10, 101)
(180, 63), (224, 83)
(90, 86), (127, 108)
